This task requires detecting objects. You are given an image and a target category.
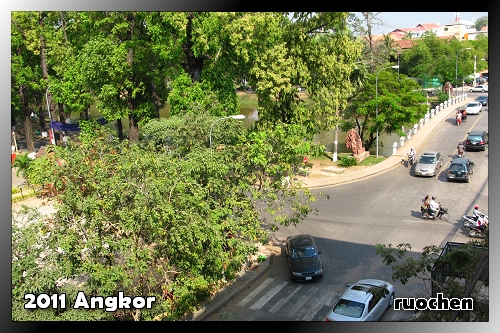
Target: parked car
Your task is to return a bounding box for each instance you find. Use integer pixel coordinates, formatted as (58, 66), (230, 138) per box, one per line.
(475, 95), (488, 106)
(446, 157), (475, 183)
(414, 151), (443, 177)
(469, 85), (488, 92)
(325, 279), (395, 322)
(285, 234), (323, 281)
(465, 102), (482, 115)
(465, 130), (489, 151)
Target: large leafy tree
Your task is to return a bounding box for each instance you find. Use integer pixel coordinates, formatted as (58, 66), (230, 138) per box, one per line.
(344, 69), (427, 150)
(19, 111), (320, 320)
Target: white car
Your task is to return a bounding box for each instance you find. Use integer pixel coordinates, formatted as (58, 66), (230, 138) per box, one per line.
(325, 279), (395, 321)
(469, 85), (488, 92)
(465, 101), (482, 115)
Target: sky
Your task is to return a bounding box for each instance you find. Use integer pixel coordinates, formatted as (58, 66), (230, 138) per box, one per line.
(363, 12), (489, 35)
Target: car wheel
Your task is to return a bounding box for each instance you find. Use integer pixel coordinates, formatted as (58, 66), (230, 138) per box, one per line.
(388, 293), (395, 307)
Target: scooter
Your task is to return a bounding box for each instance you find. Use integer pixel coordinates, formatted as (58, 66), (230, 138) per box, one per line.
(457, 150), (465, 158)
(407, 154), (415, 167)
(422, 205), (449, 221)
(468, 224), (488, 238)
(462, 214), (488, 228)
(456, 116), (462, 126)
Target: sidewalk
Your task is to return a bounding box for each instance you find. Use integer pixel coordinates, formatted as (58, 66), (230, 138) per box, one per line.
(11, 96), (474, 321)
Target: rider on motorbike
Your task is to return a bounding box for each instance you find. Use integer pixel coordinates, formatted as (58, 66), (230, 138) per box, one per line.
(428, 196), (439, 217)
(472, 205), (488, 231)
(408, 147), (416, 165)
(457, 142), (465, 157)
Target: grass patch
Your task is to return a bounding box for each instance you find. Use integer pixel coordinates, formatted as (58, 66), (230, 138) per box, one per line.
(237, 92), (259, 108)
(358, 155), (387, 166)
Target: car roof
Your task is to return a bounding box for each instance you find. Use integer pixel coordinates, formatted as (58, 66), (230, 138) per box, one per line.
(341, 279), (391, 302)
(421, 151), (440, 156)
(287, 234), (315, 247)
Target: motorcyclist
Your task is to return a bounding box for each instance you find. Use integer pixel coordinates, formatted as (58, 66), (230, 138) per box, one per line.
(457, 142), (465, 157)
(407, 147), (416, 164)
(421, 195), (431, 215)
(428, 196), (440, 217)
(456, 111), (462, 125)
(472, 205), (487, 231)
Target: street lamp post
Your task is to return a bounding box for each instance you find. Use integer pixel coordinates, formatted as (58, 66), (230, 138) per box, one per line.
(209, 114), (245, 147)
(45, 87), (56, 145)
(455, 47), (471, 97)
(375, 65), (399, 158)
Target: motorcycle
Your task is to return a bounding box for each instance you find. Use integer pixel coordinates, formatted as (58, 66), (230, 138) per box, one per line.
(422, 204), (449, 221)
(456, 116), (462, 126)
(457, 150), (465, 158)
(462, 214), (488, 228)
(468, 223), (488, 238)
(407, 154), (415, 167)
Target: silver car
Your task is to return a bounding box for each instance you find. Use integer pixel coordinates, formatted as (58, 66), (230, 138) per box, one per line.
(414, 151), (443, 177)
(325, 279), (395, 321)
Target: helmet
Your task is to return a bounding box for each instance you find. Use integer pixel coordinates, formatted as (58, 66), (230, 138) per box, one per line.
(474, 205), (479, 209)
(431, 196), (436, 200)
(411, 147), (415, 150)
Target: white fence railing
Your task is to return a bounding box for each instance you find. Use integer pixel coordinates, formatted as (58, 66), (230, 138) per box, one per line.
(391, 93), (468, 155)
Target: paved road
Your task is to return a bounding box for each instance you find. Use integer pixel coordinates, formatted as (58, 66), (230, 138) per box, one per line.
(189, 94), (489, 321)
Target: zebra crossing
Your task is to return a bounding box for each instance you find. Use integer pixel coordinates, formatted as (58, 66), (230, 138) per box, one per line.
(235, 277), (340, 321)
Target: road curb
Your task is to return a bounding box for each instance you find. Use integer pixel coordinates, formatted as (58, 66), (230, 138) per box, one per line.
(189, 255), (272, 321)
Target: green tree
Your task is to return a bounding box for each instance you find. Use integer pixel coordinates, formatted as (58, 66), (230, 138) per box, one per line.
(21, 114), (320, 320)
(344, 69), (427, 150)
(474, 16), (488, 31)
(375, 238), (488, 321)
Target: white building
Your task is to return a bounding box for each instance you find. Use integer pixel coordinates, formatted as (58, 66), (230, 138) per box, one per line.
(441, 12), (477, 40)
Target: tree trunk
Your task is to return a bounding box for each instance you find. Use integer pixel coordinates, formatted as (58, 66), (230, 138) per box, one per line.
(39, 19), (56, 123)
(333, 123), (338, 161)
(58, 102), (66, 122)
(151, 80), (161, 119)
(116, 119), (124, 141)
(20, 85), (35, 152)
(37, 105), (47, 132)
(128, 114), (139, 142)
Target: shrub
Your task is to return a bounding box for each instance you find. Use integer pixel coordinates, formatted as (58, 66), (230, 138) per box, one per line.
(337, 156), (358, 168)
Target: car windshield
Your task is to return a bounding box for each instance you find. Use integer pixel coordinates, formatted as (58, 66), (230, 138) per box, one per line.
(449, 164), (466, 172)
(467, 103), (479, 107)
(468, 135), (482, 141)
(419, 156), (436, 164)
(291, 246), (317, 258)
(332, 299), (365, 318)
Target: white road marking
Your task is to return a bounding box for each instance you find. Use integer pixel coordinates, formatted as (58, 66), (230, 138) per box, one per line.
(301, 289), (337, 321)
(268, 284), (303, 314)
(287, 287), (318, 319)
(402, 219), (448, 224)
(237, 277), (274, 307)
(249, 280), (289, 309)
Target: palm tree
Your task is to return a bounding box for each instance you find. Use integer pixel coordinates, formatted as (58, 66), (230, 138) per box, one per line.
(12, 153), (33, 179)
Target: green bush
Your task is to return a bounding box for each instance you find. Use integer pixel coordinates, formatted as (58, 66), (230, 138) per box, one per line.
(309, 143), (326, 157)
(337, 156), (358, 168)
